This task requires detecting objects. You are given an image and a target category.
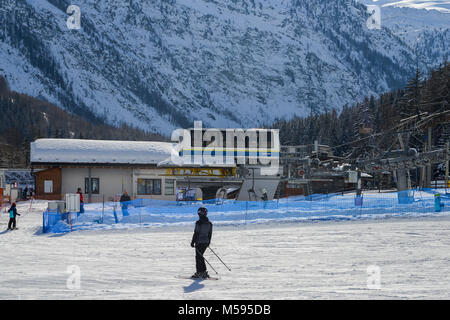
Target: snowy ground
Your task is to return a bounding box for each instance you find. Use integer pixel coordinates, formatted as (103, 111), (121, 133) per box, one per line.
(1, 199), (450, 299)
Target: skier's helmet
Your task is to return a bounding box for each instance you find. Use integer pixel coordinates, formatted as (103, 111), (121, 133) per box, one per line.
(197, 207), (208, 216)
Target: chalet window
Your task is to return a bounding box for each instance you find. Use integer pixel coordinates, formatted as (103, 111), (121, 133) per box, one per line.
(164, 179), (175, 195)
(85, 178), (100, 194)
(137, 179), (161, 195)
(44, 180), (53, 193)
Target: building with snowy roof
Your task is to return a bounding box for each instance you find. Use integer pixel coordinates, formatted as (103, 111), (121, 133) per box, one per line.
(30, 133), (284, 202)
(30, 138), (189, 201)
(30, 138), (249, 202)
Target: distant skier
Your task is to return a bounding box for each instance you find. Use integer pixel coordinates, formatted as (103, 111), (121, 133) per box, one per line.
(23, 187), (28, 200)
(191, 207), (213, 279)
(120, 191), (131, 217)
(7, 203), (20, 230)
(261, 188), (268, 201)
(261, 188), (269, 208)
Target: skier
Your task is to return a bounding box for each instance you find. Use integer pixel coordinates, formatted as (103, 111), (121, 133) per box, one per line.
(191, 207), (213, 279)
(7, 203), (20, 230)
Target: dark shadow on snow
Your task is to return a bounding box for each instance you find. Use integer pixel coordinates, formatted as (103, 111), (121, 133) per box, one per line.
(33, 227), (53, 236)
(49, 233), (68, 238)
(183, 279), (205, 293)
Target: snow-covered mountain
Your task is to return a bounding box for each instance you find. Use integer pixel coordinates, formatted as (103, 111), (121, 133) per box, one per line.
(0, 0), (440, 135)
(360, 0), (449, 69)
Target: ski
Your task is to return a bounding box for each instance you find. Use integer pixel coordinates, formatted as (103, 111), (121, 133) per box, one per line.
(175, 275), (219, 281)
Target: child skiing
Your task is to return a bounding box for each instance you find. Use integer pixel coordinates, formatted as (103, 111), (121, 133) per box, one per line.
(7, 203), (20, 230)
(191, 207), (213, 279)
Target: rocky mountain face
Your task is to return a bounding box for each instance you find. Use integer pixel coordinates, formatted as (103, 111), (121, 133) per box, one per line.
(0, 0), (441, 135)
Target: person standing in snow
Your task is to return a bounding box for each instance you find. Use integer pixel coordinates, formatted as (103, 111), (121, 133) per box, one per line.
(261, 188), (268, 201)
(23, 187), (28, 200)
(191, 207), (213, 279)
(77, 188), (84, 214)
(120, 191), (131, 217)
(7, 203), (20, 230)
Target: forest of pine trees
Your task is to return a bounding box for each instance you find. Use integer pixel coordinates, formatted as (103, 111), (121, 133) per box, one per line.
(0, 76), (167, 168)
(273, 62), (449, 160)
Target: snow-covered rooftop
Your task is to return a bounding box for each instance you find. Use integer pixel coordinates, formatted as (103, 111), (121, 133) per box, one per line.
(30, 139), (177, 165)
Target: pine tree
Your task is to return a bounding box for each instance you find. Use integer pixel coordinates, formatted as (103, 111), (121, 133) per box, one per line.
(398, 68), (424, 120)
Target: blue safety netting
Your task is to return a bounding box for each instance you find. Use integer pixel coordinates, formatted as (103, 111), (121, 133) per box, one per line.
(42, 188), (449, 233)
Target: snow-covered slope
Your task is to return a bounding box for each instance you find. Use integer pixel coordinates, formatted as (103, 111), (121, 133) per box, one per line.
(0, 0), (434, 134)
(1, 199), (450, 299)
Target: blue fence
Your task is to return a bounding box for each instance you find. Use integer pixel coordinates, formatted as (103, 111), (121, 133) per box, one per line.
(43, 210), (82, 233)
(42, 188), (450, 233)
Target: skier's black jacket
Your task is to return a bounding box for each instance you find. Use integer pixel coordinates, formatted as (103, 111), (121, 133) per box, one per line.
(191, 216), (213, 246)
(120, 194), (131, 203)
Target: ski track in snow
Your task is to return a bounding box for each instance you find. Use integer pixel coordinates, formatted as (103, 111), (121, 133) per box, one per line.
(0, 200), (450, 299)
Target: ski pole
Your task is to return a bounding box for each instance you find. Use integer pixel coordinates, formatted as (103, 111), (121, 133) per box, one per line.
(195, 247), (218, 274)
(208, 247), (231, 271)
